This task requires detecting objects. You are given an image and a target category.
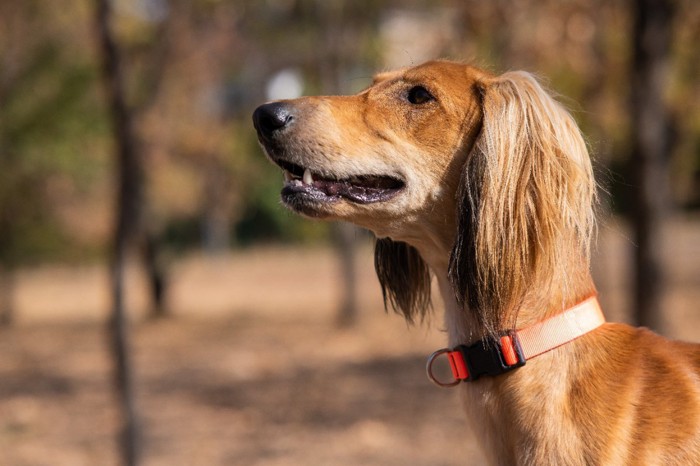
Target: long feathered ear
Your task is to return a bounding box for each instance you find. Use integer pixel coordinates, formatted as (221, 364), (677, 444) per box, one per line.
(374, 238), (431, 323)
(448, 72), (596, 336)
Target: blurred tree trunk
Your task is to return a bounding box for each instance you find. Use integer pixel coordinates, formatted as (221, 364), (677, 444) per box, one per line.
(143, 231), (168, 318)
(334, 223), (359, 327)
(201, 156), (231, 253)
(95, 0), (141, 464)
(0, 267), (14, 325)
(630, 0), (675, 332)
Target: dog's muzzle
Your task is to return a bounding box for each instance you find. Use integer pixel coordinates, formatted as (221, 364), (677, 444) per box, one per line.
(252, 99), (406, 208)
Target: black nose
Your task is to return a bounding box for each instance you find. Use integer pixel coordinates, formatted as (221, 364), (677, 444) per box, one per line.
(252, 102), (294, 140)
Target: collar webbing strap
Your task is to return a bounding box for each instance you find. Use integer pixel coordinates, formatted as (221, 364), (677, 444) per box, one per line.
(426, 296), (605, 387)
(518, 296), (604, 359)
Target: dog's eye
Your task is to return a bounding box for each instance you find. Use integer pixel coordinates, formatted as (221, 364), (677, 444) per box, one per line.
(407, 86), (434, 105)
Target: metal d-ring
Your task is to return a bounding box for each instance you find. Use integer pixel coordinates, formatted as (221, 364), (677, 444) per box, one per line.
(426, 348), (461, 387)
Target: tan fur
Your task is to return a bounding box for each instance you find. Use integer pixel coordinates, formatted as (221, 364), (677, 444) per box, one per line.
(254, 60), (700, 465)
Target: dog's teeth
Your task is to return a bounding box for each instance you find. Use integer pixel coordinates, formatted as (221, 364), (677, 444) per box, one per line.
(283, 171), (292, 182)
(303, 168), (313, 185)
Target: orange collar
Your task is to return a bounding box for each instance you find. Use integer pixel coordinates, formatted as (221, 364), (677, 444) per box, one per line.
(427, 296), (605, 387)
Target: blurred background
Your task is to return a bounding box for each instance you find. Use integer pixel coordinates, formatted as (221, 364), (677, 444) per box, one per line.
(0, 0), (698, 465)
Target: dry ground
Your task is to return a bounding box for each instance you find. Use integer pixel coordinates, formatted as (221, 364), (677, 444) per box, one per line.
(0, 218), (699, 466)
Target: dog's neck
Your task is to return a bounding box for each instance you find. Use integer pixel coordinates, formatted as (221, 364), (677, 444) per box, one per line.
(407, 229), (596, 347)
(409, 236), (482, 346)
(408, 230), (598, 464)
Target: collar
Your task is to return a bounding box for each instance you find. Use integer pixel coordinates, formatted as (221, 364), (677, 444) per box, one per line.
(426, 296), (605, 387)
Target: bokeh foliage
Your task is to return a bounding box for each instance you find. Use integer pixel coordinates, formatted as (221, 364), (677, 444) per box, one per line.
(0, 1), (109, 264)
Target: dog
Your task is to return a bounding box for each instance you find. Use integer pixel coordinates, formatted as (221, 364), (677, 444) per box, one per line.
(253, 60), (700, 465)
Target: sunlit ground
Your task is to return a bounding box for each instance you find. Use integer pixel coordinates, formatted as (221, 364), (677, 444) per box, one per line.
(1, 217), (698, 466)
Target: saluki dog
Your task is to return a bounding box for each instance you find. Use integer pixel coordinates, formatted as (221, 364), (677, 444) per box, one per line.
(253, 60), (700, 465)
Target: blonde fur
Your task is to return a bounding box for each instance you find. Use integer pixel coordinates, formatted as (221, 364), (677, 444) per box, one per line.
(450, 72), (597, 336)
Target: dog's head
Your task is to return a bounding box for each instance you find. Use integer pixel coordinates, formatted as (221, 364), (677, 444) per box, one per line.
(253, 61), (486, 234)
(253, 60), (595, 332)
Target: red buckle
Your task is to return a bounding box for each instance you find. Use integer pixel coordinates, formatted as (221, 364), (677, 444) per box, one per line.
(447, 350), (469, 380)
(500, 335), (520, 366)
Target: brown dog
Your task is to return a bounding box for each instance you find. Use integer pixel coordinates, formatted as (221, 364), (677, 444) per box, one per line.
(253, 60), (700, 465)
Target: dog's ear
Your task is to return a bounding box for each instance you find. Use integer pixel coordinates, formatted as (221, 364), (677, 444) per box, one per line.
(448, 72), (596, 335)
(374, 238), (431, 323)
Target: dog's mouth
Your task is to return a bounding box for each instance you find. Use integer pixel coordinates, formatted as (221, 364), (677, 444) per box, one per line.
(275, 160), (405, 205)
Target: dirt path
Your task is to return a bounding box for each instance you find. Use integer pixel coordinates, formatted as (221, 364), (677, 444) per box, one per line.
(0, 292), (485, 466)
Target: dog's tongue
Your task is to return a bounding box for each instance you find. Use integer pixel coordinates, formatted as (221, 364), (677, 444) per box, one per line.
(311, 174), (405, 203)
(313, 179), (396, 203)
(281, 167), (403, 204)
